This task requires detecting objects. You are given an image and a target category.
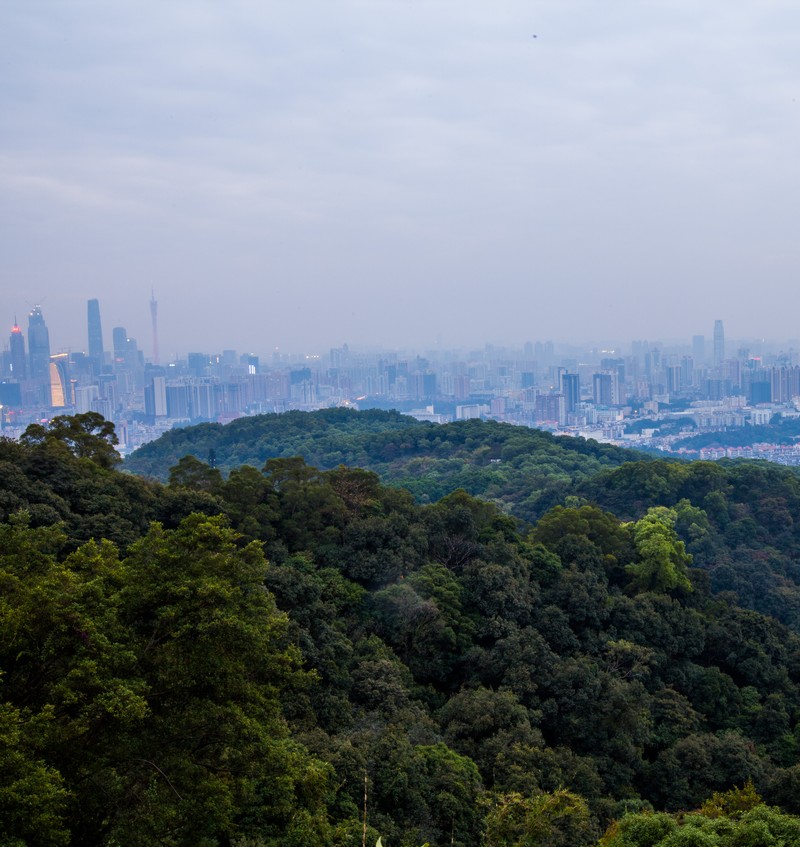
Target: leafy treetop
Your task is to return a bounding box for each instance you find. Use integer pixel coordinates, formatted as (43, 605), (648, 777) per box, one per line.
(21, 412), (121, 469)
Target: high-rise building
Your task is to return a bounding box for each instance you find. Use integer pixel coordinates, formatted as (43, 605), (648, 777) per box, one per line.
(111, 327), (145, 393)
(666, 365), (682, 395)
(188, 353), (210, 377)
(560, 372), (580, 413)
(593, 373), (613, 406)
(593, 371), (621, 406)
(534, 393), (566, 425)
(112, 326), (128, 360)
(75, 384), (100, 414)
(87, 299), (104, 362)
(9, 320), (26, 380)
(681, 355), (694, 388)
(49, 353), (71, 408)
(713, 320), (725, 366)
(144, 376), (167, 417)
(28, 305), (51, 381)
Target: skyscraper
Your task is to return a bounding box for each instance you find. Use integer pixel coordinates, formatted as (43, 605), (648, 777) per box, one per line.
(87, 298), (104, 362)
(28, 305), (51, 381)
(9, 320), (26, 380)
(112, 327), (128, 361)
(593, 372), (613, 406)
(49, 353), (71, 408)
(560, 372), (580, 413)
(713, 320), (725, 366)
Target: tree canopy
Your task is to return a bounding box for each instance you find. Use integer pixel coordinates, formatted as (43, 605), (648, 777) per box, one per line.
(4, 413), (800, 844)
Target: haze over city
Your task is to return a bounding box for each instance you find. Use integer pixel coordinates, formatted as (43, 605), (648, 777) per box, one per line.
(3, 1), (800, 352)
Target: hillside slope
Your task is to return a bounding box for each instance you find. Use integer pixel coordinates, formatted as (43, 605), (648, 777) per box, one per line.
(5, 422), (800, 845)
(125, 409), (640, 521)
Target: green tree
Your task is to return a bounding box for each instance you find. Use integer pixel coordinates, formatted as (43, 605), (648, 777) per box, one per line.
(0, 511), (333, 846)
(626, 508), (692, 594)
(531, 505), (634, 584)
(0, 516), (141, 846)
(168, 454), (223, 492)
(0, 702), (71, 847)
(110, 514), (332, 846)
(21, 412), (121, 468)
(483, 789), (595, 847)
(599, 794), (800, 847)
(407, 743), (483, 847)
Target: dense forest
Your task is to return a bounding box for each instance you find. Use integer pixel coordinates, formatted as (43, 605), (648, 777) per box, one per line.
(124, 409), (637, 521)
(128, 410), (800, 630)
(5, 411), (800, 845)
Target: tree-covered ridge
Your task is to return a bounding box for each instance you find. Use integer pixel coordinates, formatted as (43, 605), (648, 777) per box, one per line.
(125, 409), (639, 521)
(126, 409), (423, 480)
(577, 459), (800, 630)
(125, 410), (800, 632)
(5, 419), (800, 845)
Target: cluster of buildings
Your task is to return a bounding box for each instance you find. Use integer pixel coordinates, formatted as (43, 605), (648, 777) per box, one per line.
(2, 304), (799, 459)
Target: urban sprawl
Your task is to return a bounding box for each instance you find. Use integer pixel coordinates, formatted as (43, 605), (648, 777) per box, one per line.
(3, 304), (800, 464)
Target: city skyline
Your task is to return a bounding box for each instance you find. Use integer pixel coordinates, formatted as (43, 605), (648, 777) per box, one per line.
(4, 303), (800, 466)
(3, 3), (800, 351)
(4, 299), (800, 363)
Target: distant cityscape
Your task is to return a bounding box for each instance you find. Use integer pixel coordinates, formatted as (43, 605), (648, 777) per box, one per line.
(3, 299), (800, 463)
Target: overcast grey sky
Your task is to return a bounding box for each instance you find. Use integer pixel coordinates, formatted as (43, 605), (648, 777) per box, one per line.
(2, 1), (800, 357)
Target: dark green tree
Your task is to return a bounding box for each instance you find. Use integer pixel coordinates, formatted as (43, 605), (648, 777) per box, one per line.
(168, 454), (223, 492)
(21, 412), (121, 469)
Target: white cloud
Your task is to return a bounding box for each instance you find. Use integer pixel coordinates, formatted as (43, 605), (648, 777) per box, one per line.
(2, 0), (800, 351)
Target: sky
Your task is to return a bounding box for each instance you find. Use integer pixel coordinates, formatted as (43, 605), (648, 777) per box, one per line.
(2, 1), (800, 358)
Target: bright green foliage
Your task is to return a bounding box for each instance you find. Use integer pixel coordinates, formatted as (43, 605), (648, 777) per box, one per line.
(598, 813), (676, 846)
(697, 782), (762, 819)
(483, 789), (595, 847)
(0, 515), (136, 846)
(599, 803), (800, 846)
(626, 508), (693, 594)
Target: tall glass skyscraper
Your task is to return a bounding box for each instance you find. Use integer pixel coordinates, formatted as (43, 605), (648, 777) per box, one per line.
(713, 320), (725, 366)
(9, 320), (26, 380)
(87, 298), (104, 362)
(27, 305), (51, 381)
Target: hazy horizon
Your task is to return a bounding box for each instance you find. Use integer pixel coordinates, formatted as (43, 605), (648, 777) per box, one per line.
(3, 2), (800, 353)
(7, 300), (800, 365)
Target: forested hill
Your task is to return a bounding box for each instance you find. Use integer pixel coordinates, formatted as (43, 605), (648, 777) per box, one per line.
(125, 409), (639, 521)
(124, 411), (800, 632)
(5, 415), (800, 845)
